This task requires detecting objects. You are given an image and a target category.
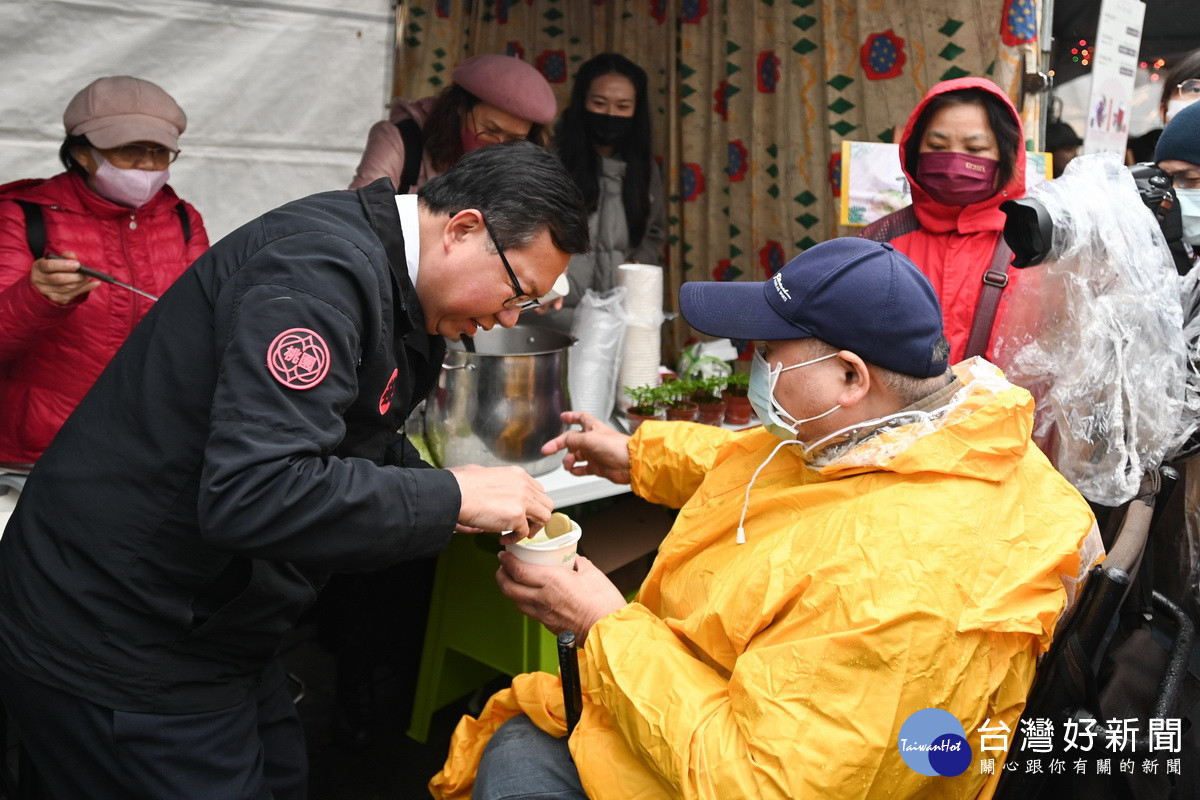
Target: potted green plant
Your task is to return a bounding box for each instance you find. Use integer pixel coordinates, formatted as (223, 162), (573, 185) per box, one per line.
(622, 383), (663, 433)
(690, 375), (729, 426)
(723, 372), (753, 426)
(660, 378), (699, 422)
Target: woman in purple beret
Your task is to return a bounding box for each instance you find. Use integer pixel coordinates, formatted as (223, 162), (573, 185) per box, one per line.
(348, 54), (558, 192)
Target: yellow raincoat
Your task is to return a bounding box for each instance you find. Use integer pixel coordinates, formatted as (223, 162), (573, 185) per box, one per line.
(432, 360), (1096, 799)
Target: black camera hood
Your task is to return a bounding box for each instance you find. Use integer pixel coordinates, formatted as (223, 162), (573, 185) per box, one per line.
(1000, 198), (1054, 268)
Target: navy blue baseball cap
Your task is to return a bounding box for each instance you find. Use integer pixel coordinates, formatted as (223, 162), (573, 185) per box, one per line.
(679, 238), (949, 378)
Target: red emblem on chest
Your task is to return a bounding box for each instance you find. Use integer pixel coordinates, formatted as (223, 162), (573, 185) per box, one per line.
(266, 328), (331, 390)
(379, 369), (398, 414)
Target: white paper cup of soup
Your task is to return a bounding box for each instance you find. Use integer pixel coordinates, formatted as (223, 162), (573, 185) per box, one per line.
(506, 521), (582, 567)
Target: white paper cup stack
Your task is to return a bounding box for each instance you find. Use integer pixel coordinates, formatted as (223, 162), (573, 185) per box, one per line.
(568, 287), (628, 421)
(616, 263), (664, 410)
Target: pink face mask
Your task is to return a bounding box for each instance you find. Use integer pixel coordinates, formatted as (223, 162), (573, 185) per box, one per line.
(915, 151), (1000, 206)
(90, 150), (169, 208)
(460, 126), (487, 155)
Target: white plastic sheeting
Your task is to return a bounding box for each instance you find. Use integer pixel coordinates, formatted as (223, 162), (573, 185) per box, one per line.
(0, 0), (394, 241)
(992, 152), (1195, 506)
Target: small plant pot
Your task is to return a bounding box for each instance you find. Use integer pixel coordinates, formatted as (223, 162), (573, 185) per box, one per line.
(694, 397), (728, 426)
(724, 392), (753, 426)
(666, 401), (698, 422)
(625, 407), (661, 434)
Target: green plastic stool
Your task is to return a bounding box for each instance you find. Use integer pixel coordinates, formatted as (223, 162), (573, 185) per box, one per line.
(406, 533), (560, 743)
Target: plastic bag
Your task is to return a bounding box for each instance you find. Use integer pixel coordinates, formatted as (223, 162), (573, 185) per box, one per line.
(568, 286), (629, 422)
(677, 340), (737, 380)
(991, 152), (1193, 505)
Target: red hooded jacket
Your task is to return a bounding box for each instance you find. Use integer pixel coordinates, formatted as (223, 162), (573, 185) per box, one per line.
(0, 170), (209, 464)
(861, 77), (1026, 364)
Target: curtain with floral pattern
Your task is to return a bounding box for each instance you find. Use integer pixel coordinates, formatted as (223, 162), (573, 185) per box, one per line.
(393, 0), (1041, 359)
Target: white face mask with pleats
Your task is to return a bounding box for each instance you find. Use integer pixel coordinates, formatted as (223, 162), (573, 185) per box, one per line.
(1173, 186), (1200, 246)
(747, 348), (842, 441)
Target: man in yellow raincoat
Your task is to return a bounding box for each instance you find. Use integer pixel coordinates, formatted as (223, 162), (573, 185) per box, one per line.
(432, 238), (1097, 799)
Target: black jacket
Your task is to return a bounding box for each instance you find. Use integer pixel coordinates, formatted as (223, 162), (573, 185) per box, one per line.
(0, 179), (459, 712)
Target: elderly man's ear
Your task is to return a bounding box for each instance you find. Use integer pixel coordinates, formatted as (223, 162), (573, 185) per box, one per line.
(835, 351), (872, 408)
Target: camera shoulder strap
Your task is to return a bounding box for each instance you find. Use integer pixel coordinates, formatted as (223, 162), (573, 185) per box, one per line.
(857, 205), (919, 242)
(963, 236), (1013, 360)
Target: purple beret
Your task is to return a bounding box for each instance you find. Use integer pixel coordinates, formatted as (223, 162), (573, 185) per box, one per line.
(452, 54), (557, 126)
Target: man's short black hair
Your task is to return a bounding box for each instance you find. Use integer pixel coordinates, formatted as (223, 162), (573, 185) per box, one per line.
(419, 140), (590, 256)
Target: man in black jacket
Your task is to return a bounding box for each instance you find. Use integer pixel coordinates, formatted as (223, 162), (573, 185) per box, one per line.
(0, 140), (588, 799)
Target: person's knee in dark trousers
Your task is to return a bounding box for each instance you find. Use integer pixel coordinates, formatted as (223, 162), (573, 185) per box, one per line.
(474, 714), (588, 800)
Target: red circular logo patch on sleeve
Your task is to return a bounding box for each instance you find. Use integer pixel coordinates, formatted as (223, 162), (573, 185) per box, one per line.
(266, 328), (331, 390)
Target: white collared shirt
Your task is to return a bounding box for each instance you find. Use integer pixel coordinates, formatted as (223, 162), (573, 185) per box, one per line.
(394, 194), (420, 287)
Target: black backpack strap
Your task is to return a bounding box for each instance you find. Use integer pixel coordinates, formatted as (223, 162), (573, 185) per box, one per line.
(15, 200), (47, 259)
(174, 201), (192, 244)
(15, 198), (191, 260)
(393, 117), (424, 194)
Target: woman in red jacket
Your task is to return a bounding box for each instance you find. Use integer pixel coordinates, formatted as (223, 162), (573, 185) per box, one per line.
(861, 77), (1025, 364)
(0, 76), (209, 466)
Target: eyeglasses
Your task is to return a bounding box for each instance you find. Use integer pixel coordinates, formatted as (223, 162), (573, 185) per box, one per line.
(1168, 168), (1200, 190)
(1178, 79), (1200, 97)
(101, 143), (179, 168)
(466, 109), (526, 145)
(481, 216), (540, 311)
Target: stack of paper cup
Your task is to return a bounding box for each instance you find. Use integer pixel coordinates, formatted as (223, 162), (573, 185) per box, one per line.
(568, 287), (627, 422)
(616, 263), (664, 410)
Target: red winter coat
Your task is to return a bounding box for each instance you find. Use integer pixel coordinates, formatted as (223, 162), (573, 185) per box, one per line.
(861, 77), (1026, 364)
(0, 171), (209, 464)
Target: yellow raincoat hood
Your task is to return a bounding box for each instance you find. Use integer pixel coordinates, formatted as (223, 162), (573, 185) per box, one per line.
(433, 360), (1095, 799)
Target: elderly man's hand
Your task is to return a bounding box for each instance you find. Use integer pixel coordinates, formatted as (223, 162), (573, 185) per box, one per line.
(541, 411), (632, 484)
(496, 552), (626, 642)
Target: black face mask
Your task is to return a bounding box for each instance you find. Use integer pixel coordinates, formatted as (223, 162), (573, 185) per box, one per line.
(583, 110), (634, 147)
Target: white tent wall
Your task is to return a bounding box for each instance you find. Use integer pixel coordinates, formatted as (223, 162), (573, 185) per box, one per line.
(0, 0), (394, 241)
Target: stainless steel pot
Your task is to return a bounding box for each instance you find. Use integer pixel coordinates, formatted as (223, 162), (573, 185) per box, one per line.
(425, 325), (573, 476)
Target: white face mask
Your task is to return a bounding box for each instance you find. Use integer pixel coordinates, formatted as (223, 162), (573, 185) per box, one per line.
(1175, 187), (1200, 246)
(1165, 98), (1199, 125)
(90, 149), (169, 208)
(748, 348), (841, 441)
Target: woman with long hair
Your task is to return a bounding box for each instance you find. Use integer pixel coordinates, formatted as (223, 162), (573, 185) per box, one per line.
(554, 53), (665, 306)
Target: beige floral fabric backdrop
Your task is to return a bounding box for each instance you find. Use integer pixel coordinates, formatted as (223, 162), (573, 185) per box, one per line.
(393, 0), (1041, 359)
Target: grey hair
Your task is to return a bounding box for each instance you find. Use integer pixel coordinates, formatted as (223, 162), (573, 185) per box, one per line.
(794, 338), (952, 407)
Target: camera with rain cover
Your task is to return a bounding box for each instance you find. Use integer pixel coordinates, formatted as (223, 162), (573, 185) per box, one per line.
(1000, 161), (1190, 274)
